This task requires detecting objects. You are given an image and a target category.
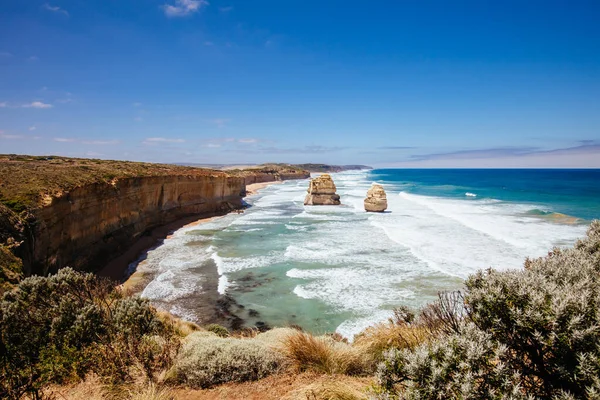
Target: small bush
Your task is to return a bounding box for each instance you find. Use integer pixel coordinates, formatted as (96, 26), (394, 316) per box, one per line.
(376, 323), (526, 399)
(205, 323), (230, 338)
(172, 331), (284, 388)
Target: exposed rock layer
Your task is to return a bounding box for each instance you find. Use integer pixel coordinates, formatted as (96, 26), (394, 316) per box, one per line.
(34, 175), (245, 276)
(304, 174), (341, 206)
(364, 184), (388, 212)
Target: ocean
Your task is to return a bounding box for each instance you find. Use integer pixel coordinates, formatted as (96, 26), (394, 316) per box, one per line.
(137, 169), (600, 339)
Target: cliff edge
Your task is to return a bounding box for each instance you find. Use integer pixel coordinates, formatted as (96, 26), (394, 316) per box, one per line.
(0, 155), (246, 284)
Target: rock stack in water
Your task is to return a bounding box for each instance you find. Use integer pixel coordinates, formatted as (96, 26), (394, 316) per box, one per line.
(304, 174), (341, 205)
(364, 183), (387, 212)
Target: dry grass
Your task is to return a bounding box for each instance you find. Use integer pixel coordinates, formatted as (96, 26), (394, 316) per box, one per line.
(280, 332), (365, 375)
(45, 375), (107, 400)
(353, 322), (431, 368)
(155, 310), (202, 338)
(46, 376), (177, 400)
(173, 372), (373, 400)
(284, 379), (369, 400)
(128, 383), (175, 400)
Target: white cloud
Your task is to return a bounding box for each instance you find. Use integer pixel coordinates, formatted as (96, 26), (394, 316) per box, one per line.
(0, 102), (7, 108)
(29, 126), (36, 131)
(53, 137), (77, 142)
(238, 138), (258, 144)
(43, 3), (69, 16)
(207, 143), (221, 148)
(134, 116), (144, 122)
(133, 102), (142, 107)
(163, 0), (208, 17)
(143, 137), (186, 145)
(23, 101), (53, 109)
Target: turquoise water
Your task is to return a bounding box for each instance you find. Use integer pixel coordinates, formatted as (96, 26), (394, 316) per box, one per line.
(138, 169), (598, 338)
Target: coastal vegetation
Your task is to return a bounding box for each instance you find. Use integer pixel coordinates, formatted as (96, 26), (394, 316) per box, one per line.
(1, 221), (598, 398)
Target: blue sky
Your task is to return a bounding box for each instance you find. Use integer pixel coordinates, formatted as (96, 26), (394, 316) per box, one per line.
(1, 0), (599, 167)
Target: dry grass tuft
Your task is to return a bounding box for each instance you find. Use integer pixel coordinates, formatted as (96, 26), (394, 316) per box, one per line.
(353, 322), (431, 369)
(155, 310), (202, 337)
(128, 382), (175, 400)
(284, 379), (368, 400)
(280, 332), (365, 375)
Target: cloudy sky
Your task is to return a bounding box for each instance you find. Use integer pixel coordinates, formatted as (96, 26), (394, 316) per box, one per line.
(1, 0), (599, 167)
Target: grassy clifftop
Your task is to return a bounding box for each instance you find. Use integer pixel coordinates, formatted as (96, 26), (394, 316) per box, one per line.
(0, 154), (228, 213)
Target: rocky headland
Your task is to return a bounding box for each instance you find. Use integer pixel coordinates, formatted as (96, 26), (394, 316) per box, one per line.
(0, 155), (310, 291)
(304, 174), (341, 205)
(364, 183), (388, 212)
(227, 164), (311, 187)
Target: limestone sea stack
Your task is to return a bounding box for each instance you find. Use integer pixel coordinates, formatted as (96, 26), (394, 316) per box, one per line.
(364, 183), (388, 212)
(304, 174), (341, 205)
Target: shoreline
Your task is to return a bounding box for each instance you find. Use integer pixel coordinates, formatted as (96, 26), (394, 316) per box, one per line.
(114, 179), (288, 326)
(245, 180), (284, 196)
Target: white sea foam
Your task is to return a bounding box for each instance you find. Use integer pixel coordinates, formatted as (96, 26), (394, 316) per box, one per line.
(137, 169), (589, 340)
(218, 275), (230, 295)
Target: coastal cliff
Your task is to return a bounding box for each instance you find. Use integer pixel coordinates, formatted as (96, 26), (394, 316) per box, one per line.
(0, 155), (246, 281)
(229, 164), (311, 187)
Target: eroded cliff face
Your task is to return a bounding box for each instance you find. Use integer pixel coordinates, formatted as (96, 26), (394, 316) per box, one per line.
(30, 174), (244, 276)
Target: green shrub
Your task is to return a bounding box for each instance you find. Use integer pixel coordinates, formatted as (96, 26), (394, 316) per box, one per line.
(172, 331), (284, 388)
(376, 220), (600, 399)
(376, 323), (525, 399)
(0, 268), (177, 399)
(205, 323), (230, 338)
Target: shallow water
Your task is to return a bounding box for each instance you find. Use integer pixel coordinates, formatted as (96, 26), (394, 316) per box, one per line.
(138, 169), (597, 339)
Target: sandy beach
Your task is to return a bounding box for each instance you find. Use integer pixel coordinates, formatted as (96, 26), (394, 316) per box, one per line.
(245, 180), (284, 196)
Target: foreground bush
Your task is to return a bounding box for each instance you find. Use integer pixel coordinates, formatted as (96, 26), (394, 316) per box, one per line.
(376, 221), (600, 399)
(0, 268), (177, 399)
(172, 330), (287, 388)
